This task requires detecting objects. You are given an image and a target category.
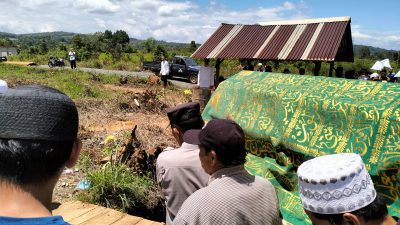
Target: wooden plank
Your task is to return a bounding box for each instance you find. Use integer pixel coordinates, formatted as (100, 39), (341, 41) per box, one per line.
(68, 207), (108, 224)
(54, 201), (164, 225)
(110, 214), (143, 225)
(80, 208), (125, 225)
(53, 201), (88, 215)
(136, 220), (163, 225)
(54, 203), (98, 221)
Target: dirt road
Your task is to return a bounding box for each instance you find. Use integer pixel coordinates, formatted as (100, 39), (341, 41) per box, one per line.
(39, 65), (195, 89)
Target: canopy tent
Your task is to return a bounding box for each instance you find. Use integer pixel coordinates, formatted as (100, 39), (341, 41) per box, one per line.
(192, 17), (354, 77)
(371, 59), (392, 71)
(202, 71), (400, 225)
(381, 59), (392, 69)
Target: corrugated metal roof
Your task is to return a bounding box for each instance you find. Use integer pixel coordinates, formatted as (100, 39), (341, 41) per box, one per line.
(192, 17), (354, 62)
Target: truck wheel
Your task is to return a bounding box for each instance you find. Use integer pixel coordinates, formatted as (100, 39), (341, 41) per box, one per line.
(48, 62), (54, 68)
(189, 74), (198, 84)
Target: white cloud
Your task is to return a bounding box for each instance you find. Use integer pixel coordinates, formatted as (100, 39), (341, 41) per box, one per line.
(0, 0), (399, 50)
(352, 30), (373, 40)
(352, 24), (400, 50)
(72, 0), (120, 13)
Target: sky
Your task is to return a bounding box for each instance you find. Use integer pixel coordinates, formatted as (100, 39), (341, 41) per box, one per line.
(0, 0), (399, 50)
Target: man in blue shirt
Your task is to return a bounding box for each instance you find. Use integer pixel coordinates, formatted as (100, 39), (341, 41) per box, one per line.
(0, 84), (81, 224)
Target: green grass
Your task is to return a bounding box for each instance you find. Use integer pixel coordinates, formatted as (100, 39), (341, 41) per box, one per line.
(0, 64), (121, 100)
(77, 163), (164, 220)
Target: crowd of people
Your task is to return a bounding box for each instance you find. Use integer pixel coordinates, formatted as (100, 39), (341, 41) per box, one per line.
(0, 79), (398, 224)
(241, 60), (399, 83)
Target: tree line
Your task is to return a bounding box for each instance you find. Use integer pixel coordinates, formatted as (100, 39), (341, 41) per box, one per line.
(0, 30), (198, 62)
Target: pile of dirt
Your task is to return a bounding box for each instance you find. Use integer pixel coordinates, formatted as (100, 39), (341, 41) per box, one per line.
(55, 84), (184, 207)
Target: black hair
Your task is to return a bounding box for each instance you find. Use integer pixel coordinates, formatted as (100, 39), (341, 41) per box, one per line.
(265, 66), (272, 72)
(312, 193), (389, 224)
(0, 139), (74, 185)
(202, 143), (246, 167)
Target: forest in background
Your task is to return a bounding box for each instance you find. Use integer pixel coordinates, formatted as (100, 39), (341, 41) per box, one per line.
(0, 30), (399, 77)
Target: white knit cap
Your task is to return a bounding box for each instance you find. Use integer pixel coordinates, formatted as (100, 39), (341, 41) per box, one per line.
(0, 80), (8, 94)
(298, 153), (376, 214)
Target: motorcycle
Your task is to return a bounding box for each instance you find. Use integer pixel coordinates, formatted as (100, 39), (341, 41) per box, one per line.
(48, 56), (65, 68)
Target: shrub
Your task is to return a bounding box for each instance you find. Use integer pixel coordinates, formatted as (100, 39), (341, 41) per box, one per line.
(78, 163), (165, 221)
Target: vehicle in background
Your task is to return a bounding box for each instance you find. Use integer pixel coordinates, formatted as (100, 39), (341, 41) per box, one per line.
(48, 56), (65, 68)
(0, 56), (7, 62)
(143, 55), (200, 84)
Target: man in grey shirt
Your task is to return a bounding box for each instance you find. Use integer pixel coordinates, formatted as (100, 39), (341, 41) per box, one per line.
(156, 102), (209, 225)
(174, 119), (282, 225)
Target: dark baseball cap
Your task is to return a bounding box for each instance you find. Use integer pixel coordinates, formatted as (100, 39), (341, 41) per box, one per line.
(0, 85), (79, 141)
(183, 119), (246, 160)
(166, 102), (203, 128)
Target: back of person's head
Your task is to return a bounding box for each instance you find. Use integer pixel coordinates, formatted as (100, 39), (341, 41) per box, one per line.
(297, 153), (389, 225)
(312, 194), (389, 225)
(166, 102), (204, 133)
(184, 119), (246, 167)
(0, 85), (79, 185)
(299, 68), (305, 75)
(336, 67), (344, 77)
(265, 65), (272, 72)
(283, 68), (290, 74)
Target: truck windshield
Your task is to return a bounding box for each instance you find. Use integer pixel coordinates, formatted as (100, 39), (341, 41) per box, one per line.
(184, 58), (198, 66)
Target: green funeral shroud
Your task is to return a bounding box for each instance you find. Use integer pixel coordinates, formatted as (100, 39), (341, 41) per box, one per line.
(202, 71), (400, 225)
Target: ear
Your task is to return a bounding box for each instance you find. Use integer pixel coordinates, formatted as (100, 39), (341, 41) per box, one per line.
(65, 138), (82, 168)
(343, 213), (361, 225)
(209, 150), (219, 166)
(171, 127), (184, 144)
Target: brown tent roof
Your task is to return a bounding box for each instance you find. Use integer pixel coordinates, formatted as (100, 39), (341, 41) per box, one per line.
(192, 17), (354, 62)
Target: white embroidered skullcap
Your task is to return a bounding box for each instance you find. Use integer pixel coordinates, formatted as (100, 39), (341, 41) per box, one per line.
(0, 80), (8, 94)
(298, 153), (376, 214)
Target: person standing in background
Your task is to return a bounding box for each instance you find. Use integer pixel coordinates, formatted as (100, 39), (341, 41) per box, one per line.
(69, 48), (76, 69)
(160, 56), (170, 88)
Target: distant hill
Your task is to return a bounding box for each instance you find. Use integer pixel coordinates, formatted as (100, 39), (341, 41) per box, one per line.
(353, 44), (398, 60)
(17, 31), (77, 37)
(0, 32), (17, 39)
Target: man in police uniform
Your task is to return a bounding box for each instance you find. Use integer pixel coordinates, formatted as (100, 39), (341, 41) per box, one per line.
(156, 102), (209, 225)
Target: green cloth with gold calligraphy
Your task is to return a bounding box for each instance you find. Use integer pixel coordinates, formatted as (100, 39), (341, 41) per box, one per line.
(202, 71), (400, 225)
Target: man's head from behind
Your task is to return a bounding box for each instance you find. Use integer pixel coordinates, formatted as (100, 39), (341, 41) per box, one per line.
(166, 102), (204, 145)
(183, 119), (247, 174)
(0, 85), (80, 186)
(297, 153), (391, 225)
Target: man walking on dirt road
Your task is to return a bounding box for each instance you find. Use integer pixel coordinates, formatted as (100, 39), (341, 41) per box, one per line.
(156, 102), (209, 225)
(0, 85), (81, 224)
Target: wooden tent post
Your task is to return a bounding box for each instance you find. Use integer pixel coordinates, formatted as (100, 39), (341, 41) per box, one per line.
(204, 58), (210, 66)
(329, 62), (335, 77)
(313, 61), (322, 76)
(215, 58), (223, 85)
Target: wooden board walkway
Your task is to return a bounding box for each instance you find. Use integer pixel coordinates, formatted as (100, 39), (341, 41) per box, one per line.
(52, 201), (164, 225)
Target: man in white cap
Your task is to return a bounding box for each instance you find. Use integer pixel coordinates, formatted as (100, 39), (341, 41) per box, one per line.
(297, 153), (398, 225)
